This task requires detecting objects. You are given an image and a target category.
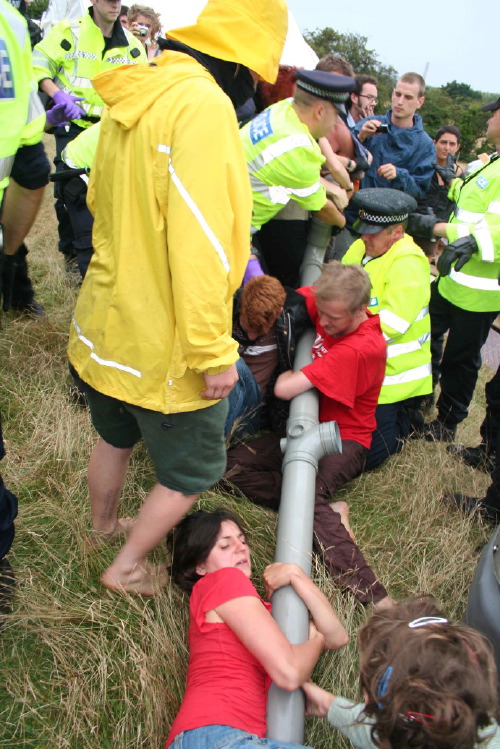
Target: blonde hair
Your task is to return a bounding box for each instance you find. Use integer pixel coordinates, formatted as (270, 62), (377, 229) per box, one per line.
(314, 261), (371, 314)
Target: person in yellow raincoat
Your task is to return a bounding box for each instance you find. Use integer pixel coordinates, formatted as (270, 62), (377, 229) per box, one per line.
(67, 0), (288, 595)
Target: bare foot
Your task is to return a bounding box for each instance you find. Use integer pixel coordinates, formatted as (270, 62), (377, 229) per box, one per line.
(330, 500), (356, 543)
(86, 517), (137, 548)
(101, 562), (168, 596)
(373, 595), (397, 612)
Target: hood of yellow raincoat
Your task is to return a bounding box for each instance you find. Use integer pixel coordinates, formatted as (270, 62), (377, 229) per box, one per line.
(168, 0), (288, 84)
(92, 52), (216, 130)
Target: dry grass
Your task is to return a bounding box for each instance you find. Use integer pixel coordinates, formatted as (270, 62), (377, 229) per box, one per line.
(0, 135), (494, 748)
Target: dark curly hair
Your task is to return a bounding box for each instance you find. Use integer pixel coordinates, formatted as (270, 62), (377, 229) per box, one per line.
(358, 596), (499, 749)
(167, 509), (248, 595)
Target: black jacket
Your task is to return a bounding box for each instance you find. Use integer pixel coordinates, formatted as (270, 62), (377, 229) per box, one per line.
(232, 286), (312, 433)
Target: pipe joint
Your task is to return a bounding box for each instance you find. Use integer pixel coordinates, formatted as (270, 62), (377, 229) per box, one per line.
(281, 420), (341, 470)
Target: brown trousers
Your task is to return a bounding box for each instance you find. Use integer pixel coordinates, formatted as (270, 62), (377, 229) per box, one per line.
(224, 433), (387, 604)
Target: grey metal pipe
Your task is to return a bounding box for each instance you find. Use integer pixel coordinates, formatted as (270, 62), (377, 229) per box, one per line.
(266, 220), (342, 743)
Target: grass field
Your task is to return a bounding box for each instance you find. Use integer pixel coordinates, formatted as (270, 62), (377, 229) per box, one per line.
(0, 136), (495, 748)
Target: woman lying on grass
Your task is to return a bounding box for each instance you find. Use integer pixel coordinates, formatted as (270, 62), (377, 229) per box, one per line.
(303, 596), (500, 749)
(165, 508), (348, 748)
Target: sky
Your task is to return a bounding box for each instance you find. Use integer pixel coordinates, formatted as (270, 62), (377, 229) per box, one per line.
(285, 0), (498, 96)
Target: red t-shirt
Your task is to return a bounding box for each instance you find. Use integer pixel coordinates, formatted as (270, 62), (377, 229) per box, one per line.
(166, 567), (272, 747)
(298, 287), (386, 449)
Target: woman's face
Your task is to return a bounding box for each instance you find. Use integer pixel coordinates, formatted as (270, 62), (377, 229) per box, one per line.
(196, 520), (251, 578)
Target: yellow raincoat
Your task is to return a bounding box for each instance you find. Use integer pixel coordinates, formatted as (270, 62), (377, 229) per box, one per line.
(68, 0), (287, 414)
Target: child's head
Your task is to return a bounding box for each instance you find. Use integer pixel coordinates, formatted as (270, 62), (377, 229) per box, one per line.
(239, 275), (286, 340)
(358, 596), (499, 749)
(167, 509), (250, 594)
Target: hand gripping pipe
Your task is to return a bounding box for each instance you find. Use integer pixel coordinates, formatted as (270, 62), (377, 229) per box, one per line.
(266, 218), (342, 743)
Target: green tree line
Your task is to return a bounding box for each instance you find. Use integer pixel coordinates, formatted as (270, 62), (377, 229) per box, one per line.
(304, 27), (494, 160)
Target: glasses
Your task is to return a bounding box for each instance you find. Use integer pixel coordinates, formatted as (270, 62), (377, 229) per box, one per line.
(359, 94), (378, 103)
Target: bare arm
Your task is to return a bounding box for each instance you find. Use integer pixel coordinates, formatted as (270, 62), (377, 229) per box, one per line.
(313, 198), (346, 228)
(263, 563), (348, 651)
(302, 681), (336, 717)
(274, 369), (315, 400)
(38, 78), (59, 98)
(318, 137), (353, 192)
(320, 178), (349, 212)
(432, 221), (448, 238)
(214, 596), (326, 690)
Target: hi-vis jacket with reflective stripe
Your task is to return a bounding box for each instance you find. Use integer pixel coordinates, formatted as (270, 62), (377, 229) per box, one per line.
(0, 0), (45, 201)
(67, 56), (252, 413)
(240, 98), (327, 232)
(438, 154), (500, 312)
(32, 10), (145, 129)
(343, 234), (432, 404)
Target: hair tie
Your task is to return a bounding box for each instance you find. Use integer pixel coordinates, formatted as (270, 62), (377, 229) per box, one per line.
(408, 616), (448, 629)
(376, 666), (393, 708)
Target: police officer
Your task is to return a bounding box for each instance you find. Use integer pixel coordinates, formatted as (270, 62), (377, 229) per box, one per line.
(0, 0), (47, 596)
(240, 69), (355, 288)
(32, 0), (146, 268)
(343, 188), (432, 469)
(409, 96), (500, 442)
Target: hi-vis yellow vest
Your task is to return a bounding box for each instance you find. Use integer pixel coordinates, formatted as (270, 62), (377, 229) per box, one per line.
(32, 12), (145, 129)
(343, 234), (432, 403)
(0, 0), (45, 200)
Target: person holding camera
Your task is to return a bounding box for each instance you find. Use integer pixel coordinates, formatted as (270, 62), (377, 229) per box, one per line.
(127, 4), (161, 60)
(335, 73), (435, 258)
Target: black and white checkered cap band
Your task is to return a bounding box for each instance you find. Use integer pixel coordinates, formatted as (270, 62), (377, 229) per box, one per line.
(359, 209), (409, 224)
(296, 80), (350, 103)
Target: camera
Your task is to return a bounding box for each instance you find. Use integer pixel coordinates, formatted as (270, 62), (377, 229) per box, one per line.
(137, 24), (149, 36)
(375, 123), (389, 134)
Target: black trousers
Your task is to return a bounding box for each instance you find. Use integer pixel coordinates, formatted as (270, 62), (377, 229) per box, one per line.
(53, 124), (86, 259)
(61, 175), (93, 278)
(430, 280), (498, 426)
(366, 397), (424, 471)
(255, 218), (310, 288)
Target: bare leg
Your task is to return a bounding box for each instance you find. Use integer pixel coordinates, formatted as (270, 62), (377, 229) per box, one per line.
(88, 438), (133, 534)
(101, 483), (198, 595)
(329, 500), (356, 543)
(2, 180), (45, 254)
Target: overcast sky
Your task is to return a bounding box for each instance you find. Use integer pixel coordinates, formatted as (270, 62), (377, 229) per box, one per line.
(285, 0), (497, 96)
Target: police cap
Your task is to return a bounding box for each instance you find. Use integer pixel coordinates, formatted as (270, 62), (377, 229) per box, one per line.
(481, 97), (500, 112)
(352, 188), (418, 235)
(295, 70), (355, 114)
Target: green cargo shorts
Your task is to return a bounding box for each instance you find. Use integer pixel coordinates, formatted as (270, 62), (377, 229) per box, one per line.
(84, 385), (228, 495)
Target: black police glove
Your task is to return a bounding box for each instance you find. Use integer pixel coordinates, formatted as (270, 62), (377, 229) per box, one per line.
(407, 208), (437, 240)
(350, 155), (371, 179)
(437, 235), (478, 277)
(434, 153), (459, 187)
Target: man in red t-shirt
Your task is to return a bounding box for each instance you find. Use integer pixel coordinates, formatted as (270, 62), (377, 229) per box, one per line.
(224, 262), (391, 607)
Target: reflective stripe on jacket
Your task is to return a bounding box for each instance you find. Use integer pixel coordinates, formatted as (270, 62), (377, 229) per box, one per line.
(32, 11), (145, 128)
(438, 154), (500, 312)
(67, 53), (252, 412)
(343, 234), (432, 403)
(240, 98), (326, 232)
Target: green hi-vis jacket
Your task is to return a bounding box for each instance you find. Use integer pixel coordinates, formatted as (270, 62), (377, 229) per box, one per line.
(32, 10), (145, 129)
(344, 234), (432, 404)
(0, 0), (45, 202)
(240, 98), (327, 232)
(438, 154), (500, 312)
